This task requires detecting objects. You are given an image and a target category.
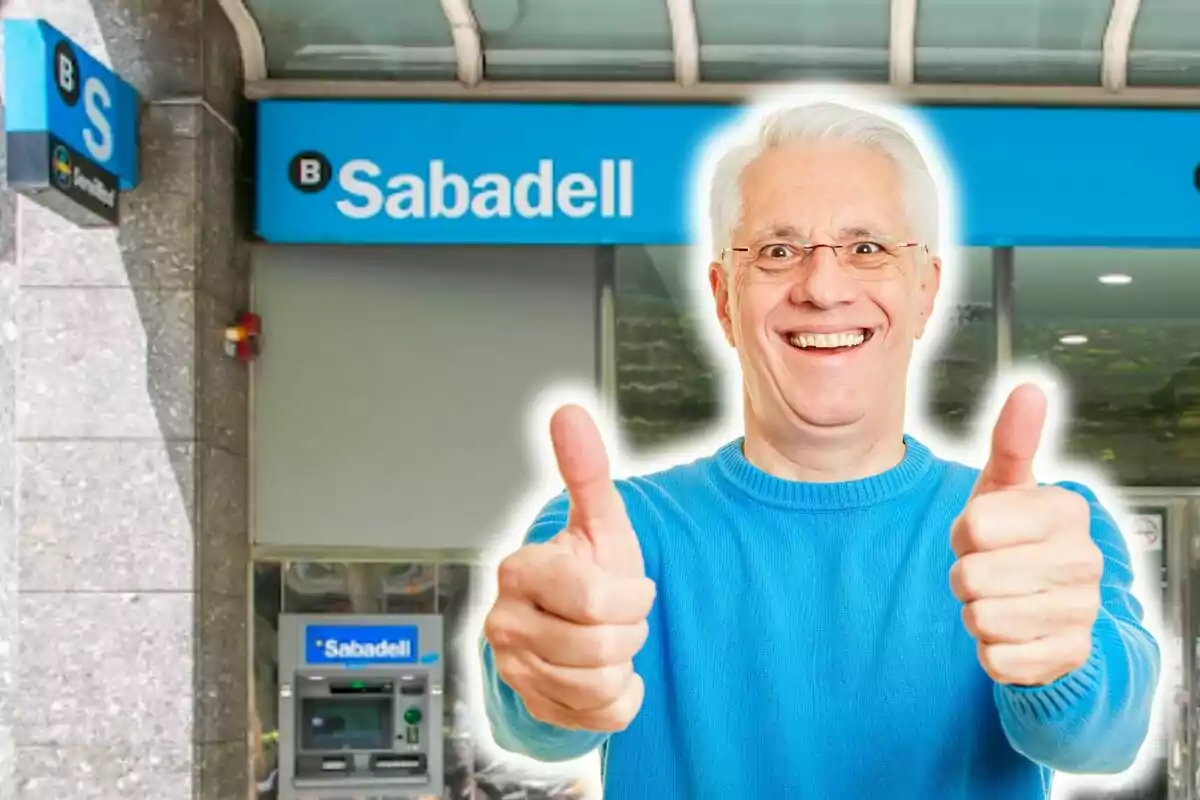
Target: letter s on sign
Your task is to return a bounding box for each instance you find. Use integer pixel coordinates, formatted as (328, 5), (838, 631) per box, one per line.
(336, 160), (384, 220)
(83, 77), (114, 164)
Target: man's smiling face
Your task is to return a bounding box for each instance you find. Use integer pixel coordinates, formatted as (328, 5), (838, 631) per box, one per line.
(709, 140), (942, 438)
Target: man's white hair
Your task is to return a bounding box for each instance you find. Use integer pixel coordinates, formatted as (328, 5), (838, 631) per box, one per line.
(707, 101), (942, 262)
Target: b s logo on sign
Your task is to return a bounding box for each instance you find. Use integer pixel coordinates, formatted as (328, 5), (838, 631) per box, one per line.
(52, 37), (116, 166)
(289, 151), (332, 194)
(53, 40), (81, 107)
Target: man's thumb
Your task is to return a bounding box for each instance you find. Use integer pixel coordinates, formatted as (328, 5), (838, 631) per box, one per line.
(549, 404), (645, 577)
(973, 383), (1047, 496)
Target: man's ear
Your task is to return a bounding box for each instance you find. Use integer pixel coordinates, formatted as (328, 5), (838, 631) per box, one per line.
(708, 261), (736, 347)
(914, 253), (942, 340)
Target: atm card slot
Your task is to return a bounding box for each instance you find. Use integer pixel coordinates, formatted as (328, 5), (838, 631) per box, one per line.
(330, 681), (393, 695)
(370, 753), (427, 775)
(296, 753), (358, 778)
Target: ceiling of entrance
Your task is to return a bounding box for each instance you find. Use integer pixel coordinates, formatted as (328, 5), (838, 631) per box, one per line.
(243, 0), (1200, 88)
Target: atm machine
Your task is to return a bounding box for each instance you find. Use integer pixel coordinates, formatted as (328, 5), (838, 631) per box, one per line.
(277, 614), (445, 800)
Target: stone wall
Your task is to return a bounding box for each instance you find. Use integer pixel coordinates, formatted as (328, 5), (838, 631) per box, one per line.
(0, 1), (251, 797)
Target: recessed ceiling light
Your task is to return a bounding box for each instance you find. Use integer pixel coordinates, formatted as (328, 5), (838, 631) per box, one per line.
(1059, 334), (1088, 346)
(1098, 273), (1132, 285)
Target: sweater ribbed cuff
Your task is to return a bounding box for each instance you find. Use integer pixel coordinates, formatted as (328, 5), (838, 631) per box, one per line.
(996, 615), (1115, 725)
(480, 638), (610, 761)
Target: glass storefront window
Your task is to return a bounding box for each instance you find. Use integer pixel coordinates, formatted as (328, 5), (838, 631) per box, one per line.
(614, 245), (998, 449)
(1011, 248), (1197, 800)
(1013, 248), (1200, 487)
(927, 247), (996, 437)
(280, 562), (437, 614)
(615, 246), (721, 451)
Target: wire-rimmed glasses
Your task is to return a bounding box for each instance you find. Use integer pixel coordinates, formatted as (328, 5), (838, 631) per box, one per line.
(721, 237), (925, 282)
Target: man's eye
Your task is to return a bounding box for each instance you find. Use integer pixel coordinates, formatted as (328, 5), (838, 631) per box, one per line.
(852, 241), (884, 255)
(763, 244), (793, 259)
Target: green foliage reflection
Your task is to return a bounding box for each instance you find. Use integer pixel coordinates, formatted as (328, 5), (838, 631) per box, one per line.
(615, 250), (1200, 487)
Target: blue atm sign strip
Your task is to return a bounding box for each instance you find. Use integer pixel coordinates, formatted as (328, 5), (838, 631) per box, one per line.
(256, 101), (1200, 248)
(305, 624), (420, 666)
(2, 18), (140, 189)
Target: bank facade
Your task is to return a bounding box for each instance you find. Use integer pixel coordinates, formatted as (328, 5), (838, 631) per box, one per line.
(2, 1), (1200, 799)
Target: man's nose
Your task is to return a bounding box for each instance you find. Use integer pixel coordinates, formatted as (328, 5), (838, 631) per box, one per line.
(789, 247), (859, 308)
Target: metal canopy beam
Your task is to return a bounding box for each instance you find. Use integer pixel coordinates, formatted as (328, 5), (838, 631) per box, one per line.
(216, 0), (268, 82)
(665, 0), (701, 86)
(245, 78), (1200, 107)
(889, 0), (918, 86)
(439, 0), (484, 87)
(1101, 0), (1144, 92)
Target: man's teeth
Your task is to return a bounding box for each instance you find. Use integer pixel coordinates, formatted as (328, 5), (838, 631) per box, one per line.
(789, 331), (866, 349)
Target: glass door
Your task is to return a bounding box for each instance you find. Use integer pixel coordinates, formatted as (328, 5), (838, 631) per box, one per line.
(1122, 491), (1200, 800)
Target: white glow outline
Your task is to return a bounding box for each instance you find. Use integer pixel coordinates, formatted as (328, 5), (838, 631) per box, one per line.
(456, 82), (1168, 799)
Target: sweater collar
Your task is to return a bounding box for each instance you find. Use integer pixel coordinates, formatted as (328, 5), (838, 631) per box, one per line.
(713, 434), (936, 509)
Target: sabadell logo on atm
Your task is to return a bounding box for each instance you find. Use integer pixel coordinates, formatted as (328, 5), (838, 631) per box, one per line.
(287, 151), (635, 221)
(318, 636), (413, 660)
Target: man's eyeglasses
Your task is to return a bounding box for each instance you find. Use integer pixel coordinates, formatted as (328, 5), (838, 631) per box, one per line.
(721, 239), (925, 282)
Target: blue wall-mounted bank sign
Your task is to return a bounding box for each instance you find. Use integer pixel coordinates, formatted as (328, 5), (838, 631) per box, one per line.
(256, 100), (1200, 248)
(3, 18), (141, 227)
(305, 624), (422, 666)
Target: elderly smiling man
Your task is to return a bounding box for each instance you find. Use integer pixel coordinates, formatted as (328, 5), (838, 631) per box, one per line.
(478, 98), (1160, 799)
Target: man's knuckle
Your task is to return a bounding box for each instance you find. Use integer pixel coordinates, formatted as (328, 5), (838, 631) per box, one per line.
(610, 676), (644, 731)
(589, 713), (621, 733)
(523, 695), (556, 726)
(605, 711), (635, 733)
(1063, 543), (1105, 585)
(962, 601), (991, 638)
(633, 620), (651, 651)
(977, 643), (1002, 677)
(949, 516), (966, 551)
(494, 652), (527, 689)
(956, 556), (986, 599)
(630, 577), (656, 613)
(482, 609), (511, 650)
(1055, 488), (1091, 527)
(591, 706), (632, 734)
(1082, 544), (1105, 581)
(594, 665), (630, 703)
(576, 582), (608, 622)
(961, 505), (990, 549)
(959, 602), (975, 634)
(496, 553), (528, 595)
(588, 628), (619, 663)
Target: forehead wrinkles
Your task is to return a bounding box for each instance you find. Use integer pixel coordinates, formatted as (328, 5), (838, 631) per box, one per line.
(735, 145), (909, 238)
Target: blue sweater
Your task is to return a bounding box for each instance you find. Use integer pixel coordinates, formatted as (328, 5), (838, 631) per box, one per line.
(480, 436), (1161, 799)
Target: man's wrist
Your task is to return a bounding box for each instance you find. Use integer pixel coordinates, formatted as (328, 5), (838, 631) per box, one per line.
(994, 617), (1109, 724)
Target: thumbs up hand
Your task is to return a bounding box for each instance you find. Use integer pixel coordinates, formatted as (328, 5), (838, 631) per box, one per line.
(483, 405), (656, 732)
(949, 384), (1104, 687)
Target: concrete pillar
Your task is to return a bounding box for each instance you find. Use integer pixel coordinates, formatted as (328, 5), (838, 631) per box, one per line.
(0, 0), (251, 797)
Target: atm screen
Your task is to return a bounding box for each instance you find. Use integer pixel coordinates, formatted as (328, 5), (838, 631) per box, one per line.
(300, 698), (392, 751)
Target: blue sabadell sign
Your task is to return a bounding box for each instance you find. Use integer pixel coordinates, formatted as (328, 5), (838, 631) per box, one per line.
(305, 624), (422, 666)
(255, 100), (1200, 248)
